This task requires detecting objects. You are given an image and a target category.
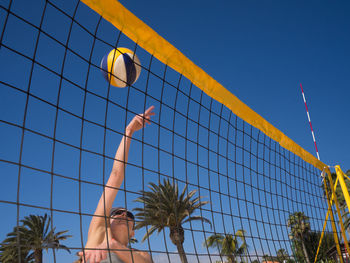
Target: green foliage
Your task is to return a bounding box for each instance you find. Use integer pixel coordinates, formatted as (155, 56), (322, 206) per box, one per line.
(288, 212), (311, 241)
(0, 214), (71, 263)
(204, 230), (247, 263)
(0, 225), (34, 263)
(276, 248), (289, 263)
(308, 231), (334, 261)
(262, 254), (271, 261)
(288, 212), (311, 263)
(315, 259), (336, 263)
(290, 240), (303, 263)
(134, 179), (211, 263)
(291, 231), (334, 263)
(261, 251), (292, 263)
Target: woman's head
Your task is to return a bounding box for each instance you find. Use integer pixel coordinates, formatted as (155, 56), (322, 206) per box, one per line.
(110, 207), (135, 241)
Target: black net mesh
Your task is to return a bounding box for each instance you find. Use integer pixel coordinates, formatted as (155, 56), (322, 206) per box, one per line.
(0, 0), (341, 262)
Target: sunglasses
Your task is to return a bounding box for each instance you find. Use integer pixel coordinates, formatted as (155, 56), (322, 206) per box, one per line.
(111, 209), (135, 220)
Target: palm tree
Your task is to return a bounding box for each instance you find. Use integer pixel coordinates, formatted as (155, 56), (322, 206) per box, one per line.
(0, 214), (71, 263)
(262, 254), (271, 262)
(287, 212), (311, 263)
(134, 179), (211, 263)
(0, 225), (32, 263)
(276, 248), (289, 263)
(204, 229), (247, 263)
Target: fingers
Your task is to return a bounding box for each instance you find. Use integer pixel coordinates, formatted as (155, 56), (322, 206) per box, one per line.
(126, 106), (155, 133)
(141, 114), (151, 125)
(144, 105), (155, 116)
(101, 251), (108, 261)
(136, 105), (155, 126)
(78, 248), (109, 263)
(78, 251), (87, 263)
(78, 251), (97, 263)
(95, 252), (102, 262)
(135, 115), (147, 126)
(144, 106), (155, 123)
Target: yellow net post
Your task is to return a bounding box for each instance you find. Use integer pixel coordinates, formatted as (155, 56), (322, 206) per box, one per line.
(335, 166), (350, 260)
(336, 166), (350, 214)
(324, 167), (350, 262)
(314, 173), (341, 263)
(319, 168), (343, 263)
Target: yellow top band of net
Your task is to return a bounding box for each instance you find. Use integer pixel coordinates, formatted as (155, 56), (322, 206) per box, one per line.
(81, 0), (326, 171)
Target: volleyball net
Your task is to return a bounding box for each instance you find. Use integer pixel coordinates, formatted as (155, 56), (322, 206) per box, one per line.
(0, 0), (347, 262)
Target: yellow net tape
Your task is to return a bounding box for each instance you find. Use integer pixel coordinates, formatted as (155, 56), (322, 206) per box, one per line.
(80, 0), (326, 171)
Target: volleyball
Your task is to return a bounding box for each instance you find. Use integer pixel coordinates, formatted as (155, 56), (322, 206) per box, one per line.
(100, 48), (141, 88)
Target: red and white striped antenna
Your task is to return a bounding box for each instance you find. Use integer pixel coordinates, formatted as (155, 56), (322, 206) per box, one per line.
(300, 83), (320, 160)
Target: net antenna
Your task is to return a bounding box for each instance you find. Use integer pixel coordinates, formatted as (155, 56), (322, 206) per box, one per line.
(300, 83), (320, 161)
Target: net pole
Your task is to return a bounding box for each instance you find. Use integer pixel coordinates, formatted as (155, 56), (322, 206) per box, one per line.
(299, 83), (320, 160)
(299, 85), (346, 262)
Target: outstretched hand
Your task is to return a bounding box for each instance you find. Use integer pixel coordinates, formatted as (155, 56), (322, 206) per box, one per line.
(126, 106), (155, 134)
(78, 239), (120, 263)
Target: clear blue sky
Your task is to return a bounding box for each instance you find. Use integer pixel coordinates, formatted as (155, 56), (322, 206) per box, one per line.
(0, 0), (349, 262)
(120, 0), (350, 169)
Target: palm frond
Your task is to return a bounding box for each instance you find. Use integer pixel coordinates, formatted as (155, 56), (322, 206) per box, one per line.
(141, 225), (161, 242)
(203, 234), (224, 248)
(182, 216), (212, 228)
(134, 179), (211, 245)
(0, 213), (71, 262)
